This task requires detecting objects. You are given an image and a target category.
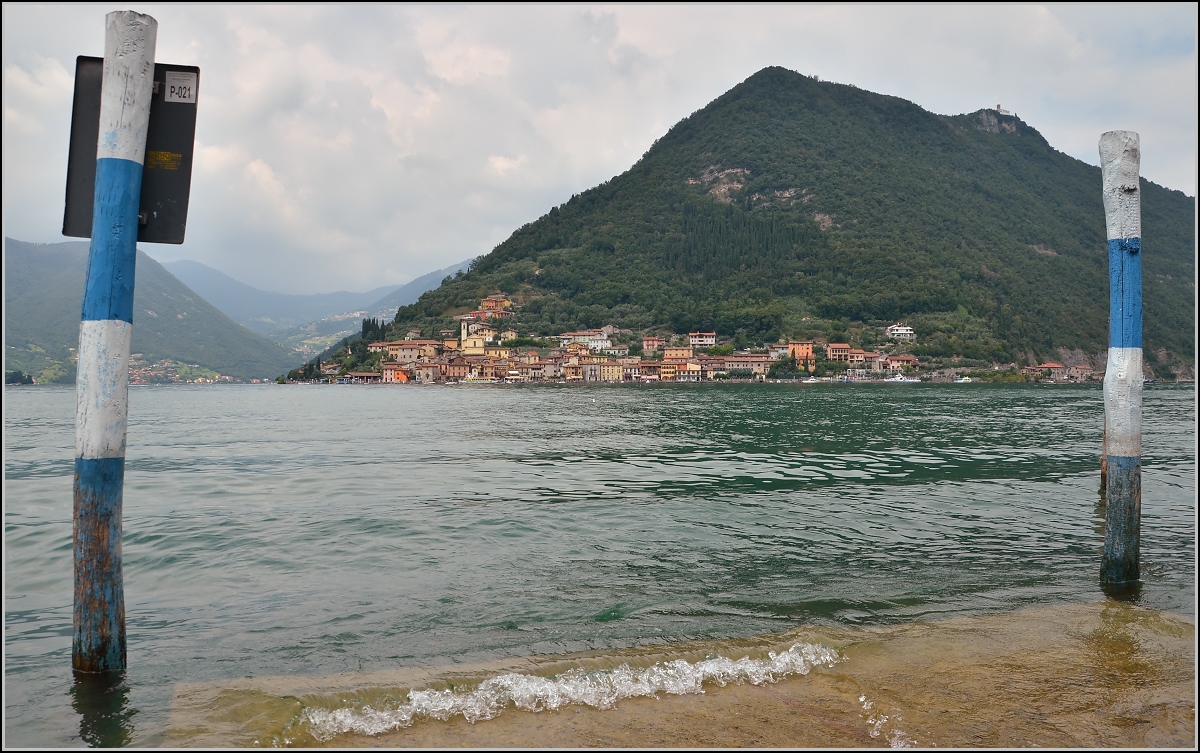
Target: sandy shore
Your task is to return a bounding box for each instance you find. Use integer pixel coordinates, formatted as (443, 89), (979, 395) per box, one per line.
(165, 600), (1195, 748)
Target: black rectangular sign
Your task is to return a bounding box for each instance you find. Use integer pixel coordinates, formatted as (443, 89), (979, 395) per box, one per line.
(63, 56), (199, 244)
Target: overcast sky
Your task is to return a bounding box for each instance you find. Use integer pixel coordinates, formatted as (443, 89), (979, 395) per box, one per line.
(3, 4), (1196, 295)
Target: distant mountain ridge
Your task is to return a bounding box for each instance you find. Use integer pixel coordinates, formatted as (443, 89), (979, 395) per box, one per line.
(162, 258), (473, 338)
(162, 260), (399, 336)
(383, 66), (1194, 367)
(5, 238), (297, 382)
(364, 258), (474, 319)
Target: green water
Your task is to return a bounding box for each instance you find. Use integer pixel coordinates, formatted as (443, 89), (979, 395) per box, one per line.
(3, 382), (1195, 746)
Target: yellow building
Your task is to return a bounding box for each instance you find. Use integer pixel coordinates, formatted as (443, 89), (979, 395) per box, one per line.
(461, 334), (488, 356)
(678, 362), (703, 381)
(600, 363), (623, 382)
(480, 294), (513, 311)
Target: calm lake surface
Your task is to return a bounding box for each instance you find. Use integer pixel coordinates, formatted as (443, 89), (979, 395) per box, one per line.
(3, 382), (1195, 746)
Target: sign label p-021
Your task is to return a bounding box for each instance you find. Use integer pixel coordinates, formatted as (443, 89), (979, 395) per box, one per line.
(164, 71), (197, 103)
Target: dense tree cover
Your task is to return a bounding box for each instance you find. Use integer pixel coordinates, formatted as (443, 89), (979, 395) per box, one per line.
(6, 369), (35, 385)
(766, 356), (805, 380)
(360, 67), (1193, 367)
(963, 368), (1030, 383)
(284, 358), (320, 383)
(361, 318), (387, 343)
(502, 337), (552, 349)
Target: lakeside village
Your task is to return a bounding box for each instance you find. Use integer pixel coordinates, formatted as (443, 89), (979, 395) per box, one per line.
(4, 354), (260, 386)
(283, 294), (1098, 386)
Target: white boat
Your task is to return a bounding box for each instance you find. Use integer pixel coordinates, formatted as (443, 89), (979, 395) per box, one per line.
(885, 374), (921, 382)
(954, 376), (973, 383)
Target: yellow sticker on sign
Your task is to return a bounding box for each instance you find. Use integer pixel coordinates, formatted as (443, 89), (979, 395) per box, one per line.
(146, 151), (182, 170)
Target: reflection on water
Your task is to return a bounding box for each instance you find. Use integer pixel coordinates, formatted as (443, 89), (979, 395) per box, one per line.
(1101, 579), (1144, 604)
(71, 672), (135, 747)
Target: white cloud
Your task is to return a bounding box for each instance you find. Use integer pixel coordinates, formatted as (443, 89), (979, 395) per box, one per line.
(487, 154), (526, 176)
(2, 4), (1195, 294)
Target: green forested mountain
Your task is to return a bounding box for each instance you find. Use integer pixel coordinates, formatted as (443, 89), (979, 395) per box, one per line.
(5, 238), (297, 382)
(385, 66), (1194, 366)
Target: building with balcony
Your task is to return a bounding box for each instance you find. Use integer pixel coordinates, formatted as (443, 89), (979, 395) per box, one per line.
(642, 335), (667, 352)
(825, 343), (851, 361)
(886, 324), (916, 342)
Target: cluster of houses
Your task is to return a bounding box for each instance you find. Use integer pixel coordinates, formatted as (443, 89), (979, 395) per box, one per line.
(126, 355), (239, 385)
(321, 296), (926, 384)
(1022, 361), (1097, 382)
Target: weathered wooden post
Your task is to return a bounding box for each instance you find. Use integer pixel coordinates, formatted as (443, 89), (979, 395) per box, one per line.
(1098, 130), (1142, 585)
(73, 10), (157, 673)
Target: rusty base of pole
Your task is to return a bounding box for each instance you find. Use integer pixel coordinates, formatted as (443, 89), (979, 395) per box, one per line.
(73, 457), (127, 673)
(1100, 456), (1141, 585)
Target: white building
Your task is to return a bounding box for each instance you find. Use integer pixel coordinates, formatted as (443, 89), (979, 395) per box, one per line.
(588, 335), (613, 351)
(557, 329), (600, 346)
(689, 331), (717, 347)
(886, 324), (916, 342)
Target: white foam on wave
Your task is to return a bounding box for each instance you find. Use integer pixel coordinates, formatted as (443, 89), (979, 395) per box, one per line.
(300, 642), (840, 742)
(859, 693), (918, 748)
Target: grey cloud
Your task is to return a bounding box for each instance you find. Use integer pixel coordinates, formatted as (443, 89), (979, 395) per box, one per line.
(3, 4), (1194, 295)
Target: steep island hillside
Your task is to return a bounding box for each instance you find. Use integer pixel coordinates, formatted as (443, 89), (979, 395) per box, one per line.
(5, 239), (297, 383)
(374, 66), (1193, 373)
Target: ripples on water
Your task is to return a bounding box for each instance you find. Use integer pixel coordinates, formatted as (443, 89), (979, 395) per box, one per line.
(3, 382), (1195, 746)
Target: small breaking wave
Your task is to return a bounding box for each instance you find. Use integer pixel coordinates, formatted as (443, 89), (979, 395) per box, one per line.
(859, 693), (917, 748)
(300, 642), (840, 741)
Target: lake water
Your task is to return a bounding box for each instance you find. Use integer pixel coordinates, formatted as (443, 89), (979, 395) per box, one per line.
(3, 382), (1195, 747)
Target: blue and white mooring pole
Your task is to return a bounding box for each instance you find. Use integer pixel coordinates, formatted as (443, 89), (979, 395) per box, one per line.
(1098, 130), (1143, 586)
(73, 10), (157, 673)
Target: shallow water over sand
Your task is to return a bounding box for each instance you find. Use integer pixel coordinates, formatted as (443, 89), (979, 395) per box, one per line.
(165, 601), (1195, 748)
(3, 382), (1195, 746)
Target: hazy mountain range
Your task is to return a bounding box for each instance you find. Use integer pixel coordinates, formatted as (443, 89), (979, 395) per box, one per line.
(162, 257), (472, 337)
(4, 238), (472, 382)
(5, 239), (295, 381)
